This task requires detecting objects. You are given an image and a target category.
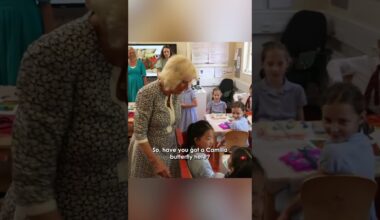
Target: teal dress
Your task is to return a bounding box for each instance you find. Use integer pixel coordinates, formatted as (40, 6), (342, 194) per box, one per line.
(0, 0), (49, 85)
(128, 59), (146, 102)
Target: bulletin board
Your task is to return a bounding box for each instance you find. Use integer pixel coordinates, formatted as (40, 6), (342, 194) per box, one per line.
(191, 43), (229, 65)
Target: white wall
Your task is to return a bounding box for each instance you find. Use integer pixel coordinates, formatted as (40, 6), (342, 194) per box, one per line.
(327, 0), (380, 29)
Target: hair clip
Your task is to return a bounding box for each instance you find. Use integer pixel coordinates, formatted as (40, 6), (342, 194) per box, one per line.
(240, 156), (247, 161)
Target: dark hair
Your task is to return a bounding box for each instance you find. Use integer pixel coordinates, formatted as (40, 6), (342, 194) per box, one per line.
(186, 120), (213, 151)
(261, 41), (290, 63)
(231, 101), (246, 112)
(225, 147), (261, 178)
(323, 82), (365, 115)
(160, 45), (172, 59)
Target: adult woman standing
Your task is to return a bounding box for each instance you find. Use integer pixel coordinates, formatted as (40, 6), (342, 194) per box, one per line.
(0, 0), (128, 219)
(128, 47), (147, 102)
(155, 45), (173, 75)
(128, 55), (198, 178)
(0, 0), (55, 85)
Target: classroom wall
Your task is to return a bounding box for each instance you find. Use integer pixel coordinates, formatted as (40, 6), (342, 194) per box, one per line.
(293, 0), (328, 10)
(326, 0), (380, 29)
(232, 42), (252, 92)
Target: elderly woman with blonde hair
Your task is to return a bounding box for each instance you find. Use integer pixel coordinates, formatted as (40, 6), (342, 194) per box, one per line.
(128, 55), (198, 178)
(0, 0), (128, 219)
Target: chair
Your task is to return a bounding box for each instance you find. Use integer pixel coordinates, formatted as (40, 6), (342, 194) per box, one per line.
(175, 128), (192, 178)
(218, 78), (235, 113)
(281, 10), (332, 120)
(301, 175), (377, 220)
(224, 130), (249, 150)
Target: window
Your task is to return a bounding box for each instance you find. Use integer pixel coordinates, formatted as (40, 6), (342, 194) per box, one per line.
(242, 42), (252, 75)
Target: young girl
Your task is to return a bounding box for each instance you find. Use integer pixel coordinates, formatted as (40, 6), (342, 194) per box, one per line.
(278, 82), (376, 220)
(207, 87), (227, 113)
(230, 101), (250, 132)
(225, 147), (254, 178)
(217, 102), (250, 148)
(186, 120), (224, 178)
(179, 83), (198, 132)
(254, 41), (307, 121)
(225, 146), (266, 220)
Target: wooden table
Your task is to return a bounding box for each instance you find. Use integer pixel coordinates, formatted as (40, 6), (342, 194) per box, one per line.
(253, 120), (380, 193)
(204, 113), (252, 135)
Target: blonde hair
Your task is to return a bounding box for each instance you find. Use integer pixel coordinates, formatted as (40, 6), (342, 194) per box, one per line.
(87, 0), (127, 49)
(159, 55), (198, 90)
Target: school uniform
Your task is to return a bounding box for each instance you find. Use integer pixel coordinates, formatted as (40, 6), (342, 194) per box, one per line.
(187, 151), (224, 178)
(320, 132), (377, 220)
(253, 79), (306, 121)
(230, 117), (250, 132)
(207, 100), (227, 113)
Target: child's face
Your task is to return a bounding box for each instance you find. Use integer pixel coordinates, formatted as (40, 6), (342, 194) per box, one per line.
(262, 49), (289, 83)
(194, 129), (214, 149)
(322, 103), (364, 143)
(213, 90), (221, 102)
(232, 107), (244, 120)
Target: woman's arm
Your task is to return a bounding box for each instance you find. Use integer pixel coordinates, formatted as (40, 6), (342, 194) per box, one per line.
(138, 142), (171, 177)
(12, 40), (72, 218)
(133, 88), (172, 178)
(38, 2), (55, 33)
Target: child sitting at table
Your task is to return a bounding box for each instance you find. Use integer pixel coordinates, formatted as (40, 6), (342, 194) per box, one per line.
(179, 82), (198, 132)
(277, 82), (376, 220)
(207, 87), (227, 113)
(186, 120), (224, 178)
(254, 41), (307, 121)
(217, 102), (250, 148)
(230, 101), (250, 132)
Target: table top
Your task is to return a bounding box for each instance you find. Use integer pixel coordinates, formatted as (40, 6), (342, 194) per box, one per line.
(204, 114), (252, 134)
(253, 120), (380, 192)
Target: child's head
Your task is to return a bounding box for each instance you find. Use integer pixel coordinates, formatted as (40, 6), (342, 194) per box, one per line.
(212, 87), (222, 102)
(231, 101), (245, 120)
(323, 82), (365, 143)
(186, 120), (214, 150)
(261, 41), (290, 83)
(226, 147), (256, 178)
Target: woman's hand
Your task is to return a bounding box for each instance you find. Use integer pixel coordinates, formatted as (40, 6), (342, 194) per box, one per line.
(152, 159), (172, 178)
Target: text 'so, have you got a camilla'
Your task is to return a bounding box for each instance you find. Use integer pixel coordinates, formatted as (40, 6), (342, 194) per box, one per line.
(152, 147), (227, 160)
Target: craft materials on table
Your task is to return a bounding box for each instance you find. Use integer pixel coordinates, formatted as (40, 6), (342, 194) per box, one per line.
(256, 120), (309, 139)
(279, 146), (321, 172)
